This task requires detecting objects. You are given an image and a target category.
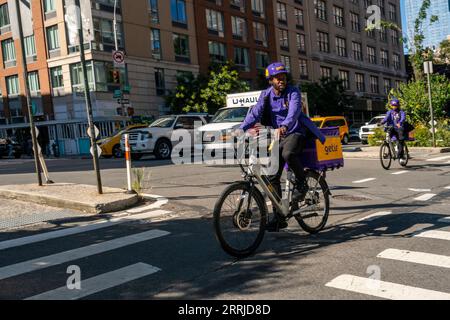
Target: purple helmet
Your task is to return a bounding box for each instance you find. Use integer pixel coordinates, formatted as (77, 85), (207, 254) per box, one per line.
(390, 99), (400, 107)
(265, 62), (288, 80)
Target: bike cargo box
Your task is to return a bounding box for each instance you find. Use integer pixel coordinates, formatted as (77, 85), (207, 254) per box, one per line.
(301, 127), (344, 171)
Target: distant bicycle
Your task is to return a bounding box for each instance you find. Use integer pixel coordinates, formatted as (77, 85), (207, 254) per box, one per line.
(379, 126), (409, 170)
(213, 132), (333, 258)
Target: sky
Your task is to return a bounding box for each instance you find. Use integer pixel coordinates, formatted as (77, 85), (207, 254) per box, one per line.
(400, 0), (408, 53)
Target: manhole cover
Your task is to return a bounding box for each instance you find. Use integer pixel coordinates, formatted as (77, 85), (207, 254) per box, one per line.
(333, 195), (372, 201)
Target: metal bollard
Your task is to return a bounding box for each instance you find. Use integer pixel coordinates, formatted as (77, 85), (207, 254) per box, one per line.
(124, 134), (134, 194)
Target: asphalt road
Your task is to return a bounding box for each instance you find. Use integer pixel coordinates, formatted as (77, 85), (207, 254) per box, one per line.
(0, 150), (449, 300)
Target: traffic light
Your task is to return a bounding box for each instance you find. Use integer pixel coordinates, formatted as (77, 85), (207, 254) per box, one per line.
(112, 70), (121, 84)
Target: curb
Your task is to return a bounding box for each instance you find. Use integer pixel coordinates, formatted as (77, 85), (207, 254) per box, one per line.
(126, 194), (169, 216)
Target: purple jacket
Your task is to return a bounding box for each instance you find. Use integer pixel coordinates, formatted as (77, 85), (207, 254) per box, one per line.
(240, 86), (326, 144)
(381, 109), (406, 127)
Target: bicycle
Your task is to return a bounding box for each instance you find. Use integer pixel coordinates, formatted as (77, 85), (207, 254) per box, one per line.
(213, 131), (333, 258)
(379, 126), (409, 170)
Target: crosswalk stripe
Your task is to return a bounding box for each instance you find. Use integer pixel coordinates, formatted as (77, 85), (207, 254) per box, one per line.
(377, 249), (450, 269)
(325, 274), (450, 300)
(353, 178), (376, 184)
(0, 211), (170, 251)
(392, 171), (408, 175)
(426, 155), (450, 162)
(359, 211), (392, 221)
(414, 230), (450, 241)
(413, 193), (437, 201)
(408, 188), (431, 192)
(25, 263), (160, 300)
(0, 229), (170, 281)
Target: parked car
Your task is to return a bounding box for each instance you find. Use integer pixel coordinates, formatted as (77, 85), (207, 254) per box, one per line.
(121, 114), (210, 160)
(348, 124), (362, 142)
(0, 138), (23, 159)
(98, 124), (148, 158)
(359, 115), (386, 144)
(311, 116), (350, 144)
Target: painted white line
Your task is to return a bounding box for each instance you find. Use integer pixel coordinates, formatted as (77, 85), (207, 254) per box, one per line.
(352, 178), (376, 184)
(359, 211), (392, 221)
(445, 186), (450, 190)
(0, 229), (170, 281)
(413, 193), (437, 201)
(392, 171), (408, 175)
(377, 249), (450, 269)
(0, 211), (170, 251)
(26, 263), (160, 300)
(426, 155), (450, 162)
(325, 274), (450, 300)
(438, 217), (450, 223)
(415, 230), (450, 241)
(408, 188), (431, 192)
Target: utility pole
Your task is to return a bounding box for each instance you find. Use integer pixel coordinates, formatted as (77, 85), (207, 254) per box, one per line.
(15, 0), (42, 186)
(75, 0), (103, 194)
(113, 0), (127, 125)
(424, 60), (436, 148)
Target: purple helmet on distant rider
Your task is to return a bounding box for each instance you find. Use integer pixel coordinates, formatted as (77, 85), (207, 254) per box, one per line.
(265, 62), (288, 80)
(390, 99), (400, 108)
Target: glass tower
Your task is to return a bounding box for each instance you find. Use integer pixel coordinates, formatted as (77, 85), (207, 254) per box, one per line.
(404, 0), (450, 50)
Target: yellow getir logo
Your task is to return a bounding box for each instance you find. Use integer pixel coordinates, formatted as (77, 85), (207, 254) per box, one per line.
(316, 136), (343, 162)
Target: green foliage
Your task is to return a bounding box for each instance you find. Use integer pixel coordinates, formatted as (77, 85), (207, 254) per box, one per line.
(302, 76), (355, 116)
(409, 124), (432, 147)
(389, 75), (450, 126)
(132, 167), (151, 194)
(368, 128), (385, 146)
(166, 63), (250, 114)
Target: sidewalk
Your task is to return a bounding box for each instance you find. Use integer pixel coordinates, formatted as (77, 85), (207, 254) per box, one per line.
(343, 146), (450, 159)
(0, 183), (139, 214)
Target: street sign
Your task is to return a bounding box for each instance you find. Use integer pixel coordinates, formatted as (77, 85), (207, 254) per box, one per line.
(113, 50), (125, 65)
(90, 144), (102, 157)
(424, 61), (433, 74)
(117, 98), (130, 105)
(87, 125), (100, 139)
(429, 120), (437, 126)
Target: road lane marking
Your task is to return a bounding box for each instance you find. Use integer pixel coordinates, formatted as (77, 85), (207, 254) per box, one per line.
(0, 229), (170, 281)
(408, 188), (431, 192)
(445, 186), (450, 190)
(377, 249), (450, 269)
(325, 274), (450, 300)
(26, 263), (160, 300)
(415, 230), (450, 241)
(426, 155), (450, 162)
(359, 211), (392, 221)
(438, 217), (450, 223)
(0, 211), (170, 251)
(392, 171), (408, 175)
(413, 193), (437, 201)
(352, 178), (376, 184)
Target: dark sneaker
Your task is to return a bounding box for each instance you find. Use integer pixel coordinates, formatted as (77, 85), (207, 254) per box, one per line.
(292, 180), (309, 202)
(266, 217), (288, 232)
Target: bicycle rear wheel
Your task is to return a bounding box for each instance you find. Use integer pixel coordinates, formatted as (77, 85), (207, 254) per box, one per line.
(380, 142), (392, 170)
(293, 171), (330, 234)
(213, 182), (267, 258)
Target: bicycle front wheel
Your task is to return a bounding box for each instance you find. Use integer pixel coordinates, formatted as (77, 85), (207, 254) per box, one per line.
(399, 144), (409, 167)
(380, 142), (392, 170)
(213, 182), (267, 258)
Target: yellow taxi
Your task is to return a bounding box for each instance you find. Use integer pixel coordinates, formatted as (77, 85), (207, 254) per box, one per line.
(311, 116), (350, 145)
(98, 124), (148, 158)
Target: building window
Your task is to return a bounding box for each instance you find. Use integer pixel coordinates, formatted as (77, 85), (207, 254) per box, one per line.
(230, 0), (245, 12)
(294, 9), (304, 28)
(379, 26), (387, 42)
(50, 66), (64, 89)
(231, 16), (247, 41)
(27, 72), (40, 94)
(333, 6), (344, 27)
(299, 59), (308, 78)
(350, 12), (360, 32)
(251, 0), (265, 18)
(0, 4), (10, 28)
(208, 41), (226, 63)
(314, 0), (327, 21)
(370, 75), (379, 93)
(173, 33), (190, 62)
(336, 37), (347, 57)
(255, 50), (269, 71)
(355, 73), (365, 92)
(155, 68), (165, 96)
(381, 49), (389, 67)
(206, 9), (224, 36)
(6, 75), (19, 96)
(317, 31), (329, 53)
(281, 55), (291, 72)
(279, 29), (289, 50)
(389, 3), (397, 22)
(149, 0), (159, 24)
(24, 35), (37, 59)
(2, 38), (16, 68)
(339, 70), (350, 90)
(171, 0), (187, 25)
(296, 33), (306, 53)
(352, 41), (363, 61)
(151, 28), (161, 59)
(234, 47), (250, 72)
(393, 53), (401, 70)
(44, 0), (56, 13)
(253, 22), (267, 47)
(46, 25), (60, 51)
(320, 66), (332, 79)
(384, 78), (391, 94)
(277, 2), (287, 24)
(70, 62), (94, 92)
(367, 46), (376, 64)
(93, 18), (123, 50)
(391, 29), (399, 45)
